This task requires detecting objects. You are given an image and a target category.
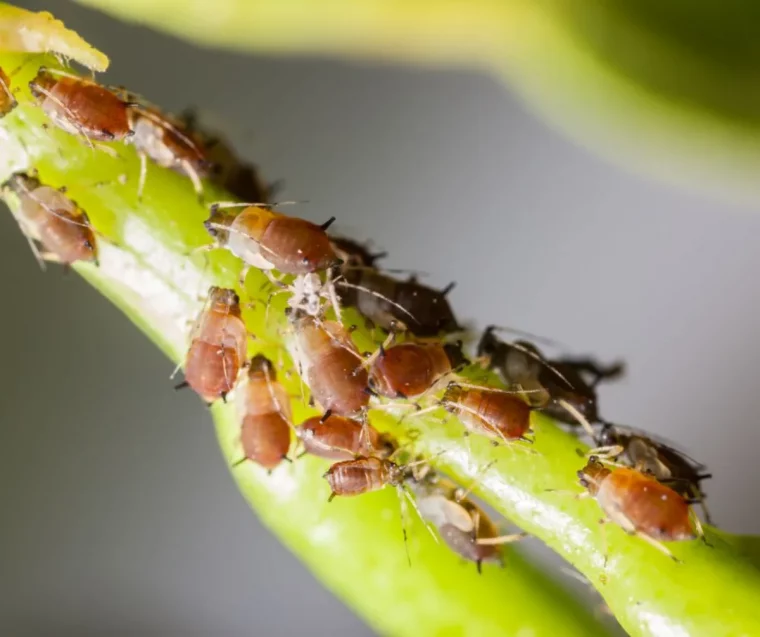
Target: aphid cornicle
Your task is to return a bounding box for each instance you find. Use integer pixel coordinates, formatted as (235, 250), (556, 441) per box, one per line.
(289, 316), (369, 416)
(297, 414), (396, 461)
(337, 269), (460, 337)
(578, 456), (703, 560)
(441, 384), (533, 443)
(0, 67), (18, 117)
(595, 423), (712, 523)
(29, 68), (132, 142)
(236, 355), (292, 471)
(2, 172), (97, 267)
(368, 341), (467, 399)
(477, 326), (623, 426)
(179, 287), (248, 403)
(205, 204), (340, 276)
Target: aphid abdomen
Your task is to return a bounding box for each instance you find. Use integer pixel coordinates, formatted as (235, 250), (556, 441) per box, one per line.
(193, 311), (248, 366)
(325, 456), (389, 497)
(308, 348), (369, 416)
(37, 211), (96, 264)
(298, 415), (379, 460)
(454, 389), (531, 440)
(184, 340), (242, 402)
(370, 344), (447, 398)
(260, 216), (336, 274)
(439, 524), (500, 565)
(240, 413), (291, 471)
(599, 469), (695, 541)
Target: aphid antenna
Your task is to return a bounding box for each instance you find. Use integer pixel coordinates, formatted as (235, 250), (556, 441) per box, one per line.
(485, 324), (565, 349)
(446, 381), (547, 397)
(476, 532), (528, 547)
(335, 279), (421, 326)
(507, 340), (575, 391)
(454, 460), (496, 502)
(556, 398), (597, 439)
(208, 200), (304, 214)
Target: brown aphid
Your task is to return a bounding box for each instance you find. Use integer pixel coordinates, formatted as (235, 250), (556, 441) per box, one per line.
(595, 423), (712, 523)
(578, 456), (702, 560)
(179, 287), (248, 403)
(338, 269), (460, 337)
(126, 105), (212, 200)
(368, 342), (466, 399)
(206, 204), (340, 276)
(2, 172), (97, 267)
(289, 316), (369, 416)
(324, 456), (404, 500)
(29, 67), (132, 142)
(297, 414), (396, 460)
(441, 383), (532, 443)
(236, 355), (292, 471)
(0, 67), (18, 117)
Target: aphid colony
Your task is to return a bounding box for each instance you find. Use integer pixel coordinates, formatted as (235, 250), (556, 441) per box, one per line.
(0, 60), (715, 569)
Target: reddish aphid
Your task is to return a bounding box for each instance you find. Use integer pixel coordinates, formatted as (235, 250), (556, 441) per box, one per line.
(578, 456), (703, 561)
(297, 414), (396, 460)
(324, 456), (403, 501)
(127, 106), (211, 200)
(179, 287), (248, 403)
(205, 204), (340, 276)
(29, 67), (132, 142)
(289, 316), (369, 417)
(0, 66), (17, 117)
(235, 355), (292, 471)
(368, 341), (466, 399)
(2, 172), (97, 267)
(441, 383), (533, 444)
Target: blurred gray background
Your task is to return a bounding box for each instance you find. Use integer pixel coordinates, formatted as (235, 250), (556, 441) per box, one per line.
(3, 1), (760, 635)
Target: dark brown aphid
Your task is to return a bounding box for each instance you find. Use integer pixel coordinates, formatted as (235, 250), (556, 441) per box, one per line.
(127, 106), (212, 200)
(441, 383), (532, 444)
(179, 287), (248, 403)
(578, 456), (703, 560)
(595, 423), (712, 523)
(2, 172), (97, 267)
(297, 414), (396, 460)
(206, 204), (340, 276)
(0, 66), (17, 117)
(338, 269), (460, 337)
(330, 236), (387, 269)
(29, 67), (132, 142)
(477, 326), (623, 426)
(235, 355), (292, 471)
(368, 341), (466, 399)
(288, 316), (369, 416)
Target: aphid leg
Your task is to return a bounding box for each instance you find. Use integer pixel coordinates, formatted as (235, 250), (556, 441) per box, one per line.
(690, 509), (712, 547)
(359, 327), (397, 371)
(635, 531), (681, 563)
(169, 361), (183, 380)
(476, 532), (528, 546)
(239, 264), (251, 289)
(92, 142), (121, 158)
(181, 158), (205, 203)
(598, 518), (610, 567)
(395, 485), (413, 567)
(556, 398), (596, 438)
(586, 445), (625, 460)
(455, 461), (496, 502)
(136, 152), (148, 201)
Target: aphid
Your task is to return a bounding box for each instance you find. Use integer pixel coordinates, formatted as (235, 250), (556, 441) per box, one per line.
(177, 287), (248, 403)
(330, 236), (387, 269)
(595, 423), (712, 523)
(368, 341), (467, 399)
(441, 383), (533, 444)
(577, 456), (704, 560)
(477, 326), (623, 426)
(0, 67), (18, 117)
(28, 67), (132, 143)
(297, 413), (396, 460)
(235, 355), (292, 471)
(413, 477), (524, 572)
(337, 269), (460, 337)
(205, 204), (340, 277)
(288, 316), (369, 416)
(127, 105), (212, 200)
(324, 456), (403, 500)
(2, 172), (97, 267)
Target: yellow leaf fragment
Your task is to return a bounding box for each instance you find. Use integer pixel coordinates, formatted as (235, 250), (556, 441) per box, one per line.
(0, 4), (108, 71)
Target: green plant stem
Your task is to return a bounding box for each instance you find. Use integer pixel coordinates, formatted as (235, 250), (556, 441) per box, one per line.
(3, 43), (760, 637)
(0, 48), (604, 637)
(76, 0), (760, 202)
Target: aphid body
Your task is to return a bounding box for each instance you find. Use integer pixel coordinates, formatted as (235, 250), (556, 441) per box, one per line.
(578, 458), (697, 546)
(442, 384), (532, 442)
(183, 287), (247, 403)
(29, 68), (132, 142)
(205, 205), (339, 275)
(298, 414), (395, 460)
(3, 172), (97, 266)
(0, 67), (17, 117)
(236, 355), (292, 470)
(324, 456), (403, 500)
(330, 236), (386, 269)
(289, 316), (369, 416)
